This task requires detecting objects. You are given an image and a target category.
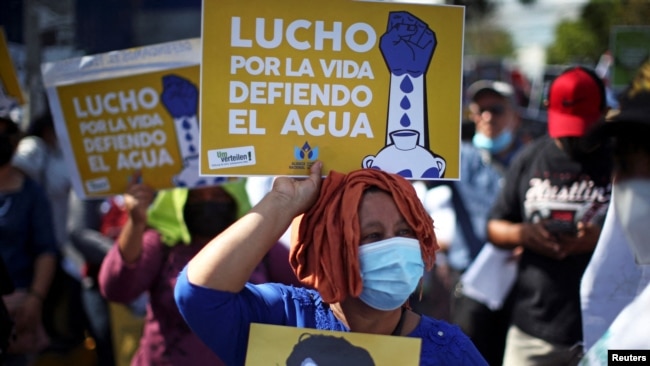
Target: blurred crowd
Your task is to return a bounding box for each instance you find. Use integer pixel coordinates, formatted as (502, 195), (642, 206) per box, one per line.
(1, 55), (649, 366)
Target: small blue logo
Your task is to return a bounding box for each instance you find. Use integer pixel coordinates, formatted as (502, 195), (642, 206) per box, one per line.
(294, 141), (319, 161)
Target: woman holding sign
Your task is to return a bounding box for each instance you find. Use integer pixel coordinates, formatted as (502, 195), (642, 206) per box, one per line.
(99, 176), (252, 366)
(99, 173), (302, 366)
(175, 162), (487, 365)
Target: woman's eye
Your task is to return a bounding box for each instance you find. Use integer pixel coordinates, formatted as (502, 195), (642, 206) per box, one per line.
(360, 232), (381, 243)
(397, 228), (415, 237)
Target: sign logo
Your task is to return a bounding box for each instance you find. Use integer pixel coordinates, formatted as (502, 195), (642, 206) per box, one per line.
(207, 145), (256, 170)
(294, 141), (319, 161)
(289, 141), (319, 170)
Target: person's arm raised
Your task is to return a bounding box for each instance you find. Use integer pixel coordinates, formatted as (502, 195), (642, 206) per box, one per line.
(117, 172), (156, 263)
(187, 161), (323, 292)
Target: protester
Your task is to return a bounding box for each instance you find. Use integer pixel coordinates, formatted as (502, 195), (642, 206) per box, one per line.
(449, 79), (526, 366)
(11, 112), (88, 354)
(98, 176), (251, 365)
(0, 113), (58, 365)
(12, 112), (75, 272)
(579, 60), (650, 363)
(175, 162), (488, 366)
(99, 173), (300, 365)
(487, 66), (612, 365)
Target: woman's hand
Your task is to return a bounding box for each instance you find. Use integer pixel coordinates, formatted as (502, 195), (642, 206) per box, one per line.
(270, 161), (323, 216)
(123, 171), (156, 225)
(118, 171), (156, 263)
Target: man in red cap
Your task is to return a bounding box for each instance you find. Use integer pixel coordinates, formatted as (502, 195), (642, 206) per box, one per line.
(486, 66), (613, 365)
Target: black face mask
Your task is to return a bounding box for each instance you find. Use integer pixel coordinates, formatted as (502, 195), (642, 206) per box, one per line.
(183, 201), (237, 239)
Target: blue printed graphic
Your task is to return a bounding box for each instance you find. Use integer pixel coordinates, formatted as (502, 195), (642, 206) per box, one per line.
(362, 11), (447, 179)
(294, 142), (319, 161)
(159, 74), (207, 188)
(161, 74), (198, 119)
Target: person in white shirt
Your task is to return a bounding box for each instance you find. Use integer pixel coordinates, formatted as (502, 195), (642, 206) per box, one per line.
(579, 60), (650, 364)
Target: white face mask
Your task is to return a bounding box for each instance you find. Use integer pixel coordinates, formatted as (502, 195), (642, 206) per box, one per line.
(358, 237), (424, 311)
(614, 179), (650, 265)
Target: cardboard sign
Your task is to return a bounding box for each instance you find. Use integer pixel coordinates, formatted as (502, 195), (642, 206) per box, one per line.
(42, 38), (232, 198)
(611, 26), (650, 92)
(0, 27), (25, 108)
(245, 323), (420, 366)
(200, 0), (464, 180)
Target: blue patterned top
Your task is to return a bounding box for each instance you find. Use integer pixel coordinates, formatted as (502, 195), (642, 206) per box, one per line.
(175, 267), (487, 365)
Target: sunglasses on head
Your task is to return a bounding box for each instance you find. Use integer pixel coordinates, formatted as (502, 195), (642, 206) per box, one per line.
(476, 104), (506, 116)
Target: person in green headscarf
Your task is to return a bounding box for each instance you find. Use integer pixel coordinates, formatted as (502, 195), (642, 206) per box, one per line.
(97, 173), (255, 366)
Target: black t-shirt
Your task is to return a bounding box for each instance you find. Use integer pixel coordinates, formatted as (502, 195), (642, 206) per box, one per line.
(489, 136), (612, 345)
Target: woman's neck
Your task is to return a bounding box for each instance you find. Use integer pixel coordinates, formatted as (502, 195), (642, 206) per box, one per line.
(330, 300), (419, 336)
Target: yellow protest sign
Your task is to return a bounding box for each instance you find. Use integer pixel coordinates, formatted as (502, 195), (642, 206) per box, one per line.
(200, 0), (464, 180)
(246, 323), (420, 365)
(0, 26), (25, 106)
(42, 39), (228, 198)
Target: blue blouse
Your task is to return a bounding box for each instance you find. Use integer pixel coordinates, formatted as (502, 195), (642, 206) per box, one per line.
(175, 267), (487, 365)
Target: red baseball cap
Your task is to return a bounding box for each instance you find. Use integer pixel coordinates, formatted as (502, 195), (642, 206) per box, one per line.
(547, 67), (604, 138)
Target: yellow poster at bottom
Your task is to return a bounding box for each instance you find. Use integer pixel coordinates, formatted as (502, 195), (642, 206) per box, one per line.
(246, 323), (420, 366)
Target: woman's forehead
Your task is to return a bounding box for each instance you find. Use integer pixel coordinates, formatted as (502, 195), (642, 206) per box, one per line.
(359, 190), (402, 221)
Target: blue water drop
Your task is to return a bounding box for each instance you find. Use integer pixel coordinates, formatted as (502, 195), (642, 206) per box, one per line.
(400, 76), (414, 93)
(397, 169), (413, 178)
(400, 113), (411, 127)
(422, 167), (441, 178)
(310, 147), (319, 160)
(400, 96), (411, 110)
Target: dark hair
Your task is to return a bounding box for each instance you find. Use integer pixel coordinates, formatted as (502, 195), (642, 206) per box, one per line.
(0, 117), (22, 166)
(362, 185), (385, 196)
(612, 123), (650, 173)
(27, 112), (55, 138)
(0, 116), (18, 135)
(286, 333), (375, 366)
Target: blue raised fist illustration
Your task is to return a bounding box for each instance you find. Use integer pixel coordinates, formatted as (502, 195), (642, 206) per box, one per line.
(161, 74), (199, 119)
(380, 11), (437, 77)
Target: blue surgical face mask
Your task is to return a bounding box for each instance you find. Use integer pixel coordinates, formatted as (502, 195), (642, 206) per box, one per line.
(472, 129), (513, 154)
(358, 237), (424, 311)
